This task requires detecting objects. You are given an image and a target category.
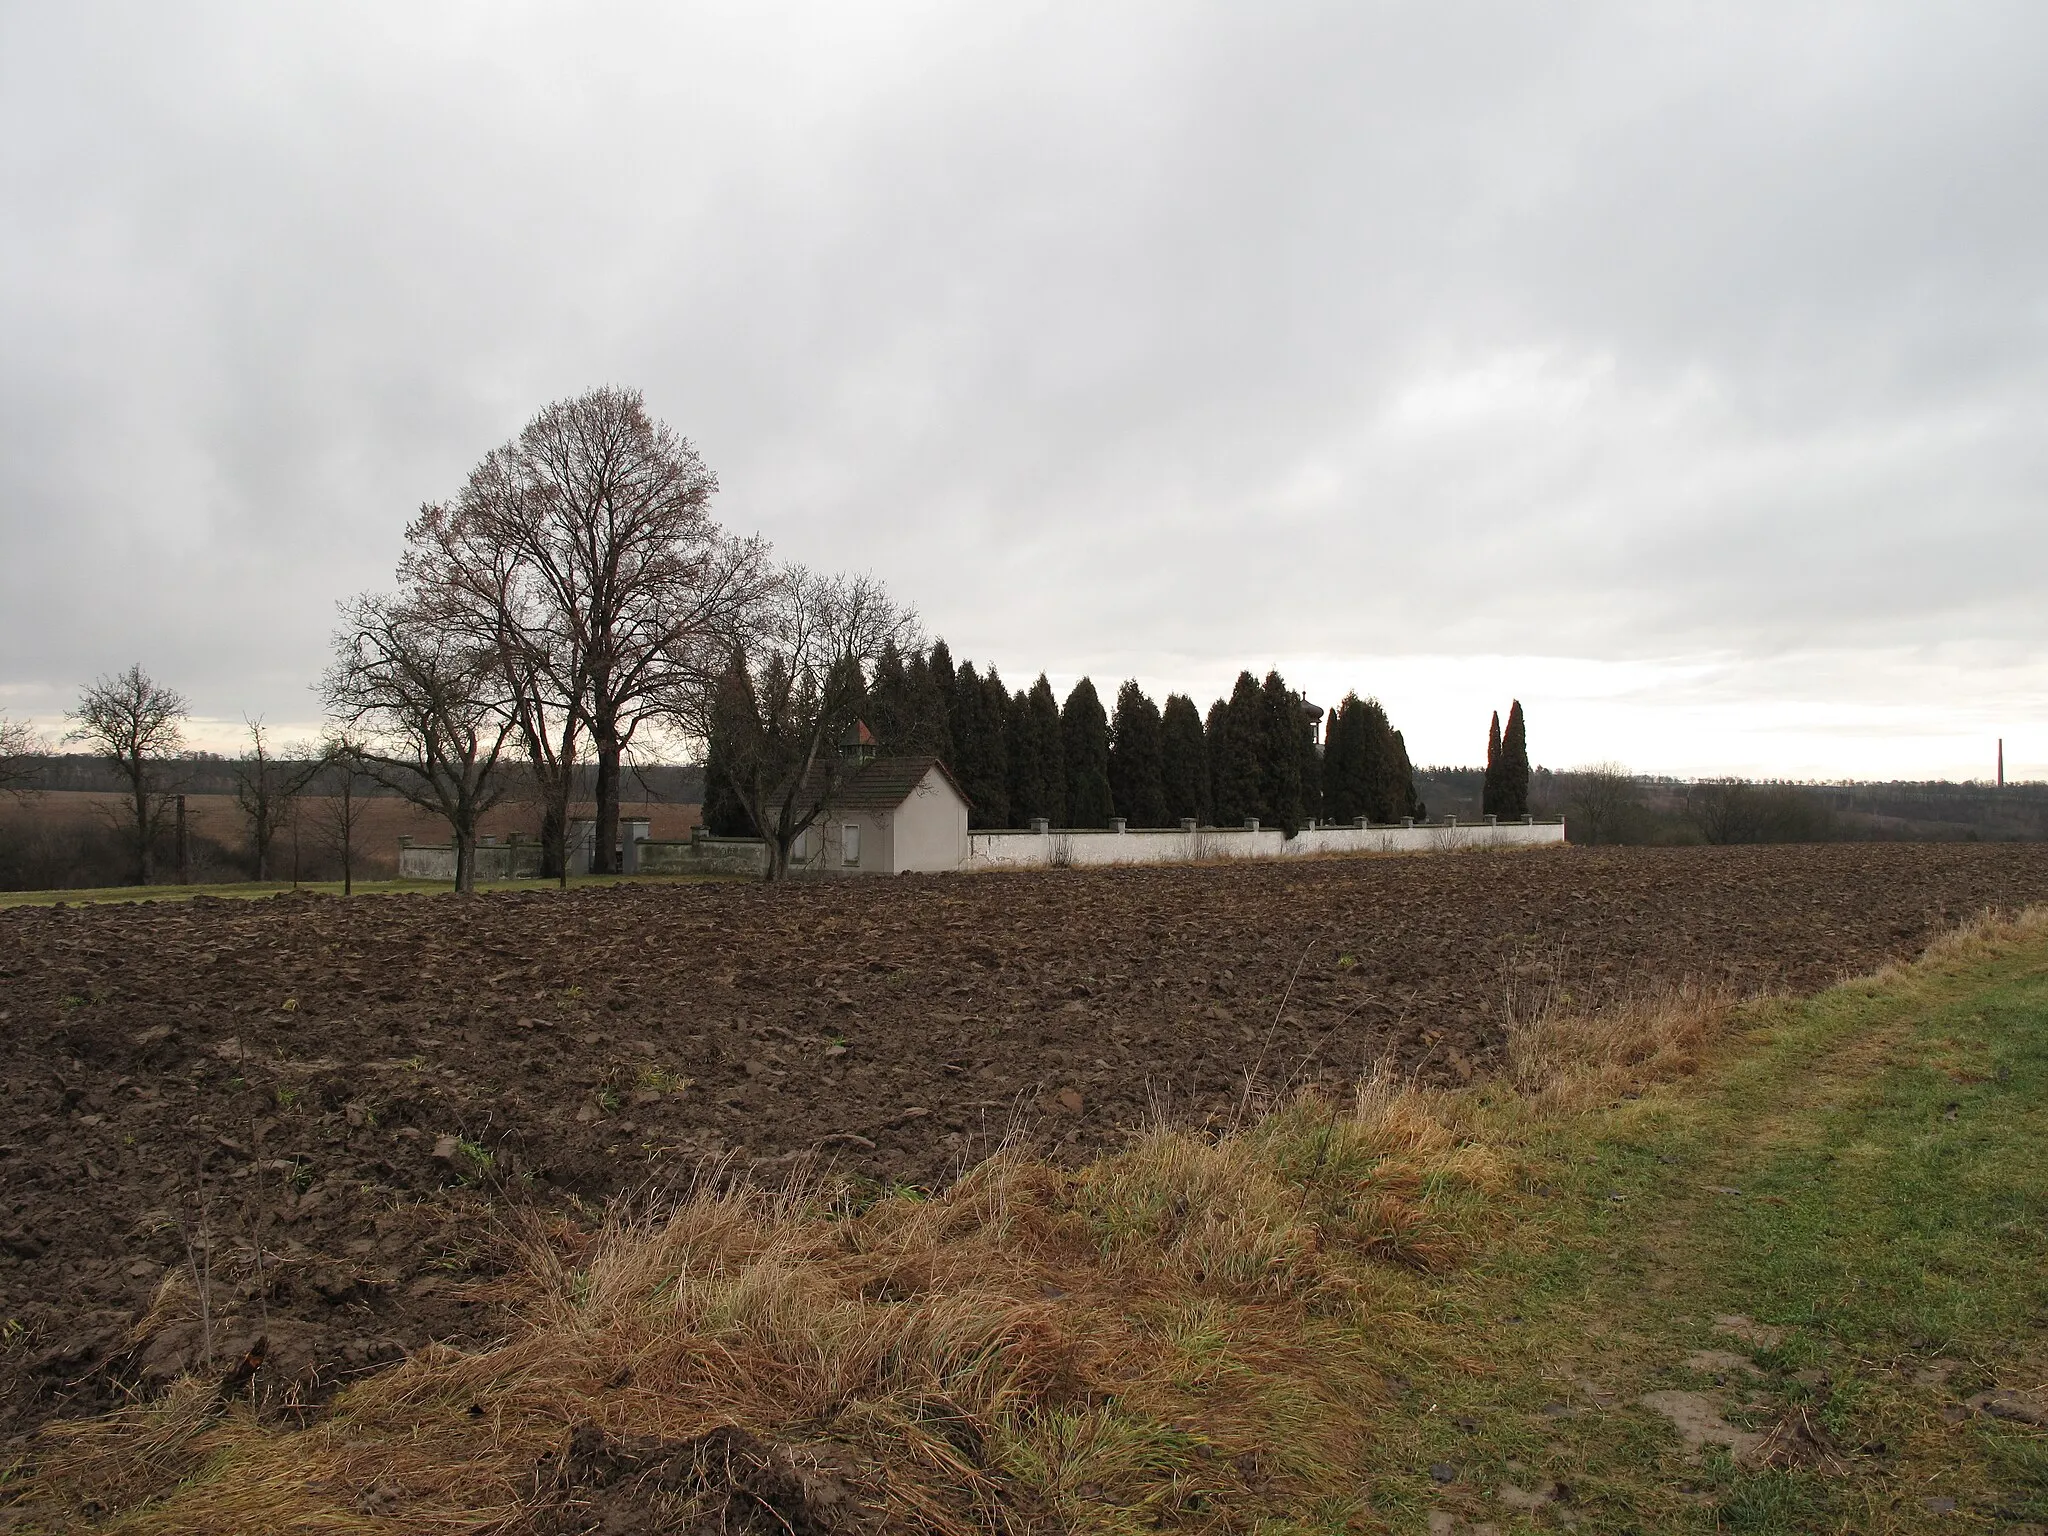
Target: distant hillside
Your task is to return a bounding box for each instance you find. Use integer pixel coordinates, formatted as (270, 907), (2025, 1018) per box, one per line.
(1413, 767), (2047, 844)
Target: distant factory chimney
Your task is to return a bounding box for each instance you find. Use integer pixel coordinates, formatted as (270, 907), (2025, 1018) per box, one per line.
(1998, 738), (2005, 788)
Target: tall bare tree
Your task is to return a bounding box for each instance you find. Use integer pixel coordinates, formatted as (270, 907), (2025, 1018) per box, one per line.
(65, 665), (188, 884)
(232, 718), (326, 880)
(0, 715), (43, 801)
(684, 568), (915, 881)
(322, 593), (513, 893)
(404, 387), (769, 877)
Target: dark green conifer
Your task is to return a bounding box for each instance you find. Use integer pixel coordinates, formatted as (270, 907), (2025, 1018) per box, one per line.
(1005, 688), (1040, 825)
(1211, 672), (1264, 826)
(701, 718), (753, 835)
(1027, 675), (1066, 825)
(1320, 693), (1369, 822)
(906, 645), (952, 762)
(1481, 709), (1503, 816)
(949, 661), (1009, 828)
(1159, 693), (1209, 825)
(1389, 726), (1426, 820)
(1061, 677), (1115, 827)
(1296, 695), (1323, 826)
(1107, 681), (1169, 827)
(865, 640), (914, 752)
(1255, 671), (1304, 834)
(1204, 697), (1230, 822)
(1498, 699), (1530, 819)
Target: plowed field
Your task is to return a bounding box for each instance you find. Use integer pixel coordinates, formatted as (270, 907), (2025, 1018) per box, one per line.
(4, 841), (2046, 1434)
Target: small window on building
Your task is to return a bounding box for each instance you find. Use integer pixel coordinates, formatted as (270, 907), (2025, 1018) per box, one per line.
(792, 828), (810, 862)
(842, 822), (861, 866)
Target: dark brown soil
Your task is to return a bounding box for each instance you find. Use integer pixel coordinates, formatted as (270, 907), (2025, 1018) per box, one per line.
(4, 842), (2045, 1435)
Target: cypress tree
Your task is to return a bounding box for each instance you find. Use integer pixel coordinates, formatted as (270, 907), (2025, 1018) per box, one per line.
(1211, 672), (1264, 826)
(865, 639), (914, 752)
(1351, 697), (1409, 823)
(1481, 709), (1503, 816)
(950, 661), (1009, 828)
(906, 646), (953, 762)
(1061, 677), (1115, 827)
(1499, 699), (1530, 818)
(1256, 671), (1305, 835)
(703, 661), (761, 835)
(1159, 693), (1210, 825)
(1027, 675), (1066, 825)
(1107, 680), (1169, 827)
(1005, 688), (1041, 825)
(1389, 726), (1426, 820)
(1296, 695), (1323, 826)
(700, 718), (753, 835)
(982, 665), (1014, 826)
(1321, 693), (1369, 822)
(1204, 697), (1230, 824)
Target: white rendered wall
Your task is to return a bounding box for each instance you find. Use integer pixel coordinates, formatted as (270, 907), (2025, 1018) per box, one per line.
(967, 819), (1564, 871)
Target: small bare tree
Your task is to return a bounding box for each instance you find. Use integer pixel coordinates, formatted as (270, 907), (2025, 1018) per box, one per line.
(1563, 762), (1641, 846)
(322, 593), (514, 894)
(315, 731), (373, 896)
(0, 715), (44, 801)
(65, 665), (189, 884)
(232, 719), (327, 881)
(679, 568), (915, 881)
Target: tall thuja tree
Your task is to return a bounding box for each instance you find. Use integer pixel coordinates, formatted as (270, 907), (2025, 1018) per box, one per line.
(700, 690), (754, 835)
(1255, 671), (1305, 835)
(1349, 696), (1413, 823)
(1005, 687), (1043, 825)
(1061, 678), (1115, 827)
(1209, 673), (1264, 825)
(925, 640), (957, 763)
(1498, 699), (1531, 818)
(950, 661), (1009, 828)
(1159, 693), (1209, 825)
(1388, 725), (1426, 821)
(1025, 674), (1065, 824)
(1296, 695), (1323, 826)
(865, 639), (915, 750)
(1321, 694), (1370, 823)
(1481, 709), (1504, 816)
(899, 650), (951, 759)
(982, 666), (1015, 825)
(1107, 681), (1168, 827)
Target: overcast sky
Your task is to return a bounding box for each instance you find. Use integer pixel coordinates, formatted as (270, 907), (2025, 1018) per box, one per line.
(3, 3), (2044, 778)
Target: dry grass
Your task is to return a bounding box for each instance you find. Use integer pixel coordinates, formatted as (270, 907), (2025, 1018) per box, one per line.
(17, 911), (2044, 1535)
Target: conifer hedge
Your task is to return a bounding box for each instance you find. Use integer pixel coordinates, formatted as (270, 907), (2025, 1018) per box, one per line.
(1061, 678), (1115, 827)
(1108, 680), (1169, 827)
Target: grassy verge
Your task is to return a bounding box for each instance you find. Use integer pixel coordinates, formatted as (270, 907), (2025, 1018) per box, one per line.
(8, 913), (2047, 1532)
(0, 872), (739, 909)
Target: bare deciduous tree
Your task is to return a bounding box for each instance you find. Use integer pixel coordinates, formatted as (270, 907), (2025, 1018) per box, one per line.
(322, 594), (513, 893)
(0, 715), (44, 801)
(233, 718), (326, 881)
(315, 731), (373, 896)
(684, 568), (915, 881)
(1563, 761), (1641, 846)
(404, 387), (769, 878)
(65, 665), (188, 884)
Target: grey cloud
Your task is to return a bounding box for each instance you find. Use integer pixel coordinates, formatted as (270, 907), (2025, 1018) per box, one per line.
(2, 2), (2043, 771)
